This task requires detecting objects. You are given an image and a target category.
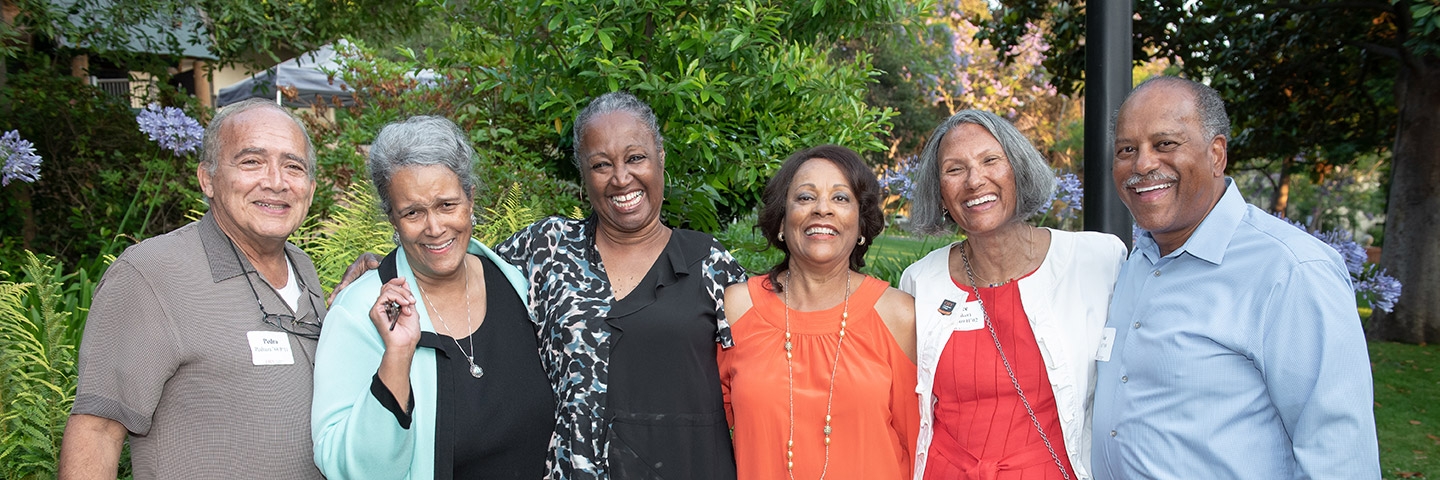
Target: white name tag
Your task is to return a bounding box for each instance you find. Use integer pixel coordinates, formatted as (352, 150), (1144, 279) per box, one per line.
(953, 301), (984, 331)
(247, 331), (294, 365)
(1095, 327), (1116, 362)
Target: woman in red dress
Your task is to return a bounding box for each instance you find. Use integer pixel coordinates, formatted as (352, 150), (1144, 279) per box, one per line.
(900, 110), (1127, 480)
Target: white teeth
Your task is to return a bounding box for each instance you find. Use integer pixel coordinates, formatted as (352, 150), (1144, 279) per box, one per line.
(255, 201), (285, 209)
(422, 238), (455, 250)
(610, 191), (643, 207)
(805, 227), (838, 236)
(964, 194), (997, 208)
(1135, 183), (1174, 193)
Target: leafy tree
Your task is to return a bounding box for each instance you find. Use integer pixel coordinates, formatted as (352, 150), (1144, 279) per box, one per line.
(984, 1), (1440, 344)
(866, 0), (1083, 216)
(449, 0), (907, 231)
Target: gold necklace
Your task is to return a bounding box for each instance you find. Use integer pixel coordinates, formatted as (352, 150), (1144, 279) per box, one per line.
(782, 270), (851, 479)
(966, 226), (1036, 287)
(416, 260), (483, 379)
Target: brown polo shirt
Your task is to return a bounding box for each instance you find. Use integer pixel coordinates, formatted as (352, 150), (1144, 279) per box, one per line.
(73, 213), (326, 479)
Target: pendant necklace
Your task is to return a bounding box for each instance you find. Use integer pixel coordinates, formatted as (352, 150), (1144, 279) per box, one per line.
(782, 270), (851, 479)
(417, 260), (483, 379)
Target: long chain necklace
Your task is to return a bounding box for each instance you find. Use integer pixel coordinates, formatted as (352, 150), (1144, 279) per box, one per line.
(416, 259), (483, 379)
(959, 240), (1069, 480)
(782, 270), (851, 480)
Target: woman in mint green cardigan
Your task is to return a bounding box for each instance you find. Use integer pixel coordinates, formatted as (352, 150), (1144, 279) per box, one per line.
(311, 116), (554, 479)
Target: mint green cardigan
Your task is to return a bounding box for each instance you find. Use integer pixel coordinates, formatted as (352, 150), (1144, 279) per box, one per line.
(312, 239), (529, 479)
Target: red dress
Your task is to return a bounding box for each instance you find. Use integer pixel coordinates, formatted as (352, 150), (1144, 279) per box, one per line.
(923, 275), (1075, 480)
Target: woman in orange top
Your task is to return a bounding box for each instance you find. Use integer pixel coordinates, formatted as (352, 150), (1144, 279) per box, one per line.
(720, 145), (919, 479)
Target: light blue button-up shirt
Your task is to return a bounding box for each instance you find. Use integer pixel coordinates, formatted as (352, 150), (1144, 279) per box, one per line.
(1092, 179), (1379, 479)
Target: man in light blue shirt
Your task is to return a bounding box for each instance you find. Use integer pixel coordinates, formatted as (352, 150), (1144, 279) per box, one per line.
(1091, 76), (1380, 479)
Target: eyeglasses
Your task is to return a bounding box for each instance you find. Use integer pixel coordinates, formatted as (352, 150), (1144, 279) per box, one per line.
(226, 237), (323, 341)
(258, 302), (323, 340)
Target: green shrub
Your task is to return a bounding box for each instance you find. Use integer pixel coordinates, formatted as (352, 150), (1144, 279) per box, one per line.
(0, 62), (203, 268)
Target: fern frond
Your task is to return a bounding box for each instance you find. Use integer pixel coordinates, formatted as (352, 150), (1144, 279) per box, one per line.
(293, 181), (394, 293)
(475, 182), (540, 246)
(0, 251), (80, 480)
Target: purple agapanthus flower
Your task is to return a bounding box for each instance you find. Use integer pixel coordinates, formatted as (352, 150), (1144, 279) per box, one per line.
(1271, 212), (1402, 312)
(136, 104), (204, 156)
(1, 129), (42, 186)
(1053, 171), (1083, 220)
(1316, 229), (1367, 275)
(1356, 268), (1402, 313)
(882, 156), (919, 199)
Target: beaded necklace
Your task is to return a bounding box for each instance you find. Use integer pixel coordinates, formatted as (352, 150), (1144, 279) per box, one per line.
(782, 270), (851, 479)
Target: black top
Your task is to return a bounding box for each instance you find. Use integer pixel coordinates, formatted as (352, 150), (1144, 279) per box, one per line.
(440, 255), (554, 479)
(373, 254), (554, 480)
(602, 229), (739, 480)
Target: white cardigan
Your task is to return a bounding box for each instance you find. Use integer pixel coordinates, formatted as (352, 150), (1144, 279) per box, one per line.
(899, 229), (1126, 480)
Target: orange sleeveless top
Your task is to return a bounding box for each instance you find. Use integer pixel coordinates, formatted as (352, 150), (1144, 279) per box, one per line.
(720, 274), (919, 479)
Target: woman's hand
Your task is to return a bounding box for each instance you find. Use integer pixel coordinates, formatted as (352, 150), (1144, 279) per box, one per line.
(328, 252), (383, 305)
(369, 277), (421, 352)
(370, 277), (420, 410)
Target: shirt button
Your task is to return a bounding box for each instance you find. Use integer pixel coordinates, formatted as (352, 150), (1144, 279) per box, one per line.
(1110, 430), (1117, 437)
(1152, 270), (1161, 277)
(1121, 375), (1128, 383)
(1133, 322), (1141, 329)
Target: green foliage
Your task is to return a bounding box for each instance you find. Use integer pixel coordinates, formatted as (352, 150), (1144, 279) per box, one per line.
(715, 212), (783, 275)
(474, 183), (542, 247)
(450, 0), (906, 231)
(293, 180), (543, 297)
(291, 182), (392, 295)
(299, 40), (585, 222)
(0, 252), (95, 480)
(981, 1), (1407, 178)
(3, 0), (434, 72)
(0, 66), (203, 268)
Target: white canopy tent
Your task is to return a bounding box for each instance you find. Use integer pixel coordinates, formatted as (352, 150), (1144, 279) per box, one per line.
(217, 41), (435, 107)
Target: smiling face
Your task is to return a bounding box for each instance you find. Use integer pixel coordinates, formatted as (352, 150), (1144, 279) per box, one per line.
(580, 111), (666, 236)
(936, 122), (1022, 236)
(387, 164), (473, 282)
(782, 158), (860, 268)
(198, 107), (315, 253)
(1112, 83), (1228, 253)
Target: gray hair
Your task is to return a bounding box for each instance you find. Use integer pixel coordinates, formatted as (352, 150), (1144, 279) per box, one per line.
(909, 110), (1056, 236)
(201, 98), (317, 179)
(367, 115), (478, 216)
(571, 91), (664, 172)
(1116, 76), (1231, 142)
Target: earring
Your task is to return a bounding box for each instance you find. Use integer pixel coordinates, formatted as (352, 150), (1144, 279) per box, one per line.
(858, 236), (866, 246)
(778, 232), (785, 242)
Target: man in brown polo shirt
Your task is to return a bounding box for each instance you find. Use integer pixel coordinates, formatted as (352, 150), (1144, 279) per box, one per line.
(58, 98), (326, 479)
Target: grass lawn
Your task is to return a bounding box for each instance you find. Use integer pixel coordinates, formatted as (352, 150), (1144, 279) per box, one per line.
(869, 234), (951, 263)
(1373, 341), (1440, 478)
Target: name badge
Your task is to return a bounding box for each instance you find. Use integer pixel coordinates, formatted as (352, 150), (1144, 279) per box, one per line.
(247, 331), (294, 365)
(952, 301), (984, 331)
(1095, 327), (1116, 362)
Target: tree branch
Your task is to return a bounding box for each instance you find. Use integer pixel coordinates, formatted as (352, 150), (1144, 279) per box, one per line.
(1345, 39), (1402, 61)
(1258, 1), (1391, 14)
